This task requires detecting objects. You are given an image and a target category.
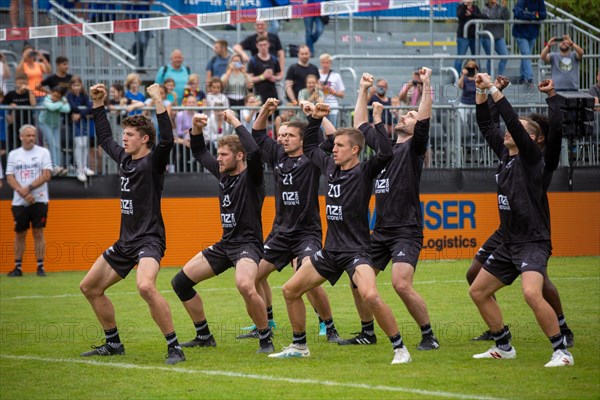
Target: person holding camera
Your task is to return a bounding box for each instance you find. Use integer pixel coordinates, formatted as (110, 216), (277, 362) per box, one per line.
(222, 54), (253, 108)
(540, 34), (584, 92)
(458, 60), (479, 125)
(399, 71), (425, 107)
(16, 45), (51, 104)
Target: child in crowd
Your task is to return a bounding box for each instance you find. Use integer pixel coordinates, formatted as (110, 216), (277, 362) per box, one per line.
(67, 75), (95, 182)
(240, 93), (261, 131)
(38, 86), (70, 176)
(124, 73), (145, 115)
(183, 74), (206, 106)
(297, 74), (324, 120)
(163, 77), (178, 106)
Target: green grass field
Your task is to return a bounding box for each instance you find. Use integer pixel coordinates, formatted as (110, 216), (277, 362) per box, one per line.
(1, 256), (598, 399)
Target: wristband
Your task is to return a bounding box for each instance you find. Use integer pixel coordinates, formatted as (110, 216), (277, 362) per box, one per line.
(28, 184), (34, 192)
(489, 86), (499, 95)
(476, 88), (487, 95)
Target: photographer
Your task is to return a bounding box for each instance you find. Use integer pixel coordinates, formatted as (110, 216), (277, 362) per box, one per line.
(458, 60), (479, 124)
(399, 70), (425, 107)
(16, 45), (51, 104)
(540, 34), (584, 92)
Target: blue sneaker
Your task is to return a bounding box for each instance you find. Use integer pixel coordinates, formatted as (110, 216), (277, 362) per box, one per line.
(319, 322), (326, 336)
(241, 319), (276, 331)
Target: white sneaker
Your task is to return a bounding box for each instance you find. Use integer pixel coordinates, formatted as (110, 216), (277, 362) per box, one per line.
(268, 343), (310, 358)
(391, 346), (412, 364)
(473, 346), (516, 359)
(76, 173), (87, 182)
(544, 349), (574, 367)
(85, 167), (96, 176)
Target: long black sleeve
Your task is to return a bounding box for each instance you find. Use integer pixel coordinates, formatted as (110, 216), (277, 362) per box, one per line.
(496, 97), (542, 165)
(476, 101), (506, 159)
(304, 116), (332, 174)
(152, 111), (175, 174)
(92, 106), (125, 164)
(362, 122), (393, 180)
(412, 119), (430, 156)
(252, 127), (281, 168)
(544, 95), (563, 172)
(236, 125), (263, 186)
(190, 131), (220, 178)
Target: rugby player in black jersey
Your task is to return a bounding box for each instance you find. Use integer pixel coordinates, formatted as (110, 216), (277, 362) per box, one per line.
(469, 74), (573, 367)
(171, 110), (274, 354)
(80, 83), (185, 365)
(269, 74), (411, 364)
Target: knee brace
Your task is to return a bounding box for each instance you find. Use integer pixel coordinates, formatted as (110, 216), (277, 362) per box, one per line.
(171, 270), (197, 302)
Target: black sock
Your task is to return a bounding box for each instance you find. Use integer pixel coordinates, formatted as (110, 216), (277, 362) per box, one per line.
(293, 331), (307, 346)
(258, 328), (272, 345)
(37, 259), (44, 270)
(420, 323), (433, 338)
(557, 314), (571, 332)
(549, 333), (566, 351)
(165, 331), (180, 349)
(492, 327), (511, 351)
(389, 333), (404, 350)
(194, 320), (211, 338)
(323, 317), (336, 334)
(314, 308), (323, 323)
(14, 260), (22, 271)
(266, 306), (274, 321)
(361, 320), (375, 336)
(105, 327), (122, 346)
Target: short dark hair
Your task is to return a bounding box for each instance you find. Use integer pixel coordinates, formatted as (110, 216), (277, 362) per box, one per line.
(215, 39), (228, 48)
(122, 115), (156, 148)
(335, 128), (365, 151)
(51, 86), (67, 96)
(256, 35), (269, 44)
(528, 113), (549, 140)
(286, 120), (308, 139)
(519, 117), (542, 141)
(55, 56), (69, 65)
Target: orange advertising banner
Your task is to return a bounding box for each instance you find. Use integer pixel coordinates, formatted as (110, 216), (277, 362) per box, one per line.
(0, 192), (598, 273)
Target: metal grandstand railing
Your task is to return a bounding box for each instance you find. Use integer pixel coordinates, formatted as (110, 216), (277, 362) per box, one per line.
(1, 105), (598, 178)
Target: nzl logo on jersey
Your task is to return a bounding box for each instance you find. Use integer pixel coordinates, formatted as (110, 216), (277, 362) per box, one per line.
(327, 184), (341, 198)
(326, 205), (343, 221)
(282, 191), (300, 205)
(374, 178), (389, 194)
(120, 199), (134, 215)
(498, 194), (511, 211)
(222, 194), (231, 207)
(221, 213), (236, 228)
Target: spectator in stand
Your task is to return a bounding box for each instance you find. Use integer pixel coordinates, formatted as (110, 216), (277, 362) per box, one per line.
(457, 59), (478, 124)
(390, 95), (401, 127)
(67, 76), (95, 182)
(206, 40), (230, 83)
(41, 56), (72, 93)
(454, 0), (486, 74)
(144, 85), (173, 133)
(304, 0), (327, 56)
(9, 0), (33, 30)
(247, 36), (282, 103)
(513, 0), (547, 87)
(0, 51), (10, 93)
(155, 49), (191, 102)
(108, 83), (127, 125)
(285, 45), (319, 105)
(589, 70), (600, 110)
(297, 74), (323, 121)
(204, 106), (232, 154)
(0, 89), (6, 168)
(481, 0), (510, 75)
(3, 73), (36, 145)
(234, 21), (285, 74)
(540, 34), (584, 92)
(318, 53), (345, 127)
(241, 94), (262, 132)
(274, 103), (297, 134)
(399, 70), (425, 107)
(175, 96), (197, 146)
(183, 74), (207, 106)
(124, 73), (146, 116)
(368, 78), (393, 133)
(163, 78), (178, 107)
(128, 0), (154, 69)
(221, 54), (253, 107)
(17, 45), (52, 104)
(38, 86), (70, 176)
(206, 77), (230, 110)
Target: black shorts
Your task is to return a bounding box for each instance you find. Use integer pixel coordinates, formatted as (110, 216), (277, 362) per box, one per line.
(12, 203), (48, 232)
(483, 241), (551, 285)
(371, 227), (422, 271)
(263, 233), (322, 271)
(102, 241), (165, 279)
(203, 241), (263, 276)
(309, 249), (373, 286)
(474, 229), (503, 264)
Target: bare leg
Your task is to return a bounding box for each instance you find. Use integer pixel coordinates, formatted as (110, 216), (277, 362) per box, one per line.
(353, 265), (399, 337)
(236, 258), (268, 331)
(136, 257), (176, 335)
(392, 262), (430, 326)
(32, 227), (45, 262)
(469, 269), (506, 333)
(14, 230), (26, 261)
(522, 271), (560, 337)
(79, 256), (123, 329)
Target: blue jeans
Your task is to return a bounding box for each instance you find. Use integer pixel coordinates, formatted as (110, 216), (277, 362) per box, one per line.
(304, 16), (324, 55)
(454, 37), (476, 73)
(480, 37), (508, 76)
(515, 37), (536, 82)
(38, 120), (61, 168)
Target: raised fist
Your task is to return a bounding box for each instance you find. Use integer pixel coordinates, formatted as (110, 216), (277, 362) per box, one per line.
(191, 113), (208, 134)
(360, 73), (374, 90)
(299, 100), (314, 116)
(146, 83), (162, 100)
(312, 103), (331, 119)
(494, 75), (510, 91)
(264, 98), (279, 112)
(222, 109), (241, 126)
(90, 84), (107, 103)
(475, 73), (493, 90)
(372, 101), (384, 119)
(538, 79), (555, 94)
(419, 67), (432, 84)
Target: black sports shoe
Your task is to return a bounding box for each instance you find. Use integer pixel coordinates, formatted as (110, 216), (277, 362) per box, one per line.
(7, 268), (22, 277)
(562, 329), (574, 348)
(256, 341), (275, 354)
(471, 325), (512, 341)
(237, 328), (259, 339)
(36, 268), (46, 277)
(417, 335), (440, 350)
(80, 343), (125, 357)
(326, 329), (343, 344)
(180, 335), (217, 348)
(165, 346), (186, 364)
(338, 332), (377, 346)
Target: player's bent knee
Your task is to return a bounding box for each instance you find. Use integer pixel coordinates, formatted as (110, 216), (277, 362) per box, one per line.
(392, 279), (412, 295)
(361, 290), (381, 308)
(522, 287), (543, 307)
(236, 279), (256, 298)
(137, 282), (157, 300)
(281, 282), (299, 300)
(171, 270), (197, 302)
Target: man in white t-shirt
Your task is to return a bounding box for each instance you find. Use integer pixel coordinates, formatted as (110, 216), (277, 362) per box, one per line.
(5, 124), (53, 277)
(318, 53), (345, 127)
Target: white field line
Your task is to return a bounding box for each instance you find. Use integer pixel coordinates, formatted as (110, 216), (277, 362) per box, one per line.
(0, 354), (507, 400)
(3, 276), (598, 301)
